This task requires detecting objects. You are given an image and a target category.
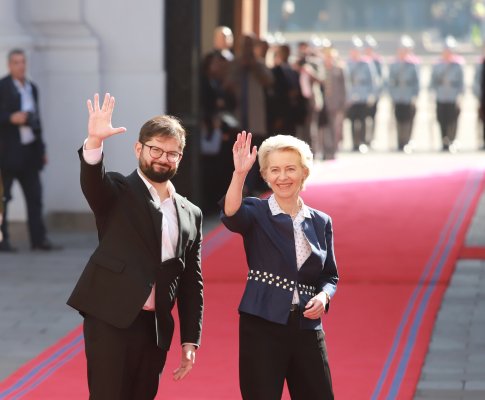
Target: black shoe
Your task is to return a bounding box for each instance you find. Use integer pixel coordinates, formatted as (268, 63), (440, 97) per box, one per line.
(0, 242), (18, 253)
(31, 240), (62, 251)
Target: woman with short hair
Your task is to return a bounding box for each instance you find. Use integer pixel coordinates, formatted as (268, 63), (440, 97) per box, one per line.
(220, 131), (339, 399)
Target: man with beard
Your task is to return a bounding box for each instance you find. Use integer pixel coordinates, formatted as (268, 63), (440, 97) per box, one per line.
(67, 93), (203, 400)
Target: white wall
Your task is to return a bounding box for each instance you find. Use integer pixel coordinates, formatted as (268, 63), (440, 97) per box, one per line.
(83, 0), (166, 174)
(0, 0), (166, 220)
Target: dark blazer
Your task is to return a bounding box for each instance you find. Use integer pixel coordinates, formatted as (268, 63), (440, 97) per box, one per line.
(0, 75), (45, 172)
(0, 174), (3, 214)
(269, 63), (304, 130)
(67, 149), (204, 350)
(481, 58), (485, 118)
(220, 196), (339, 330)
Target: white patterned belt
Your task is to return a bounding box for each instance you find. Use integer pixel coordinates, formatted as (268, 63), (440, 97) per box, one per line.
(247, 269), (317, 296)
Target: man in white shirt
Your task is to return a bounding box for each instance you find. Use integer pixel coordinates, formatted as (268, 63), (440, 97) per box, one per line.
(0, 49), (55, 252)
(67, 93), (204, 399)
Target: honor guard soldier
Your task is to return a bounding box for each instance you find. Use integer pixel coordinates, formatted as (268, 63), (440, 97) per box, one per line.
(429, 36), (465, 152)
(388, 35), (420, 152)
(363, 35), (384, 146)
(346, 36), (379, 153)
(473, 50), (485, 149)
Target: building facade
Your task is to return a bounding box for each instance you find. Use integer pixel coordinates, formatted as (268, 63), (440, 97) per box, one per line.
(0, 0), (167, 224)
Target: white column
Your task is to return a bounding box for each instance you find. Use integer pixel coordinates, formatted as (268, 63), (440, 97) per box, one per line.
(0, 0), (33, 60)
(18, 0), (101, 213)
(2, 0), (166, 219)
(83, 0), (165, 173)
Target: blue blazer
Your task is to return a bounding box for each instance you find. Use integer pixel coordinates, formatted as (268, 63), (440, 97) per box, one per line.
(220, 196), (339, 330)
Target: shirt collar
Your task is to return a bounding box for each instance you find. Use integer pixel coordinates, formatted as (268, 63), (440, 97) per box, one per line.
(137, 168), (176, 199)
(268, 194), (311, 219)
(12, 78), (31, 91)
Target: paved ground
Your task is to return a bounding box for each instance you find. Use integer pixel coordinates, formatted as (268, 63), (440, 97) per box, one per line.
(415, 185), (485, 400)
(0, 231), (97, 380)
(0, 152), (484, 400)
(0, 212), (221, 381)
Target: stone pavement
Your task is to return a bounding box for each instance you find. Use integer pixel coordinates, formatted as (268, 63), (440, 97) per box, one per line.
(0, 153), (484, 400)
(0, 231), (97, 380)
(0, 211), (221, 382)
(415, 184), (485, 399)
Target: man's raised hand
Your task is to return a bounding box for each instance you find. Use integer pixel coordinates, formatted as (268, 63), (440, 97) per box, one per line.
(86, 93), (126, 147)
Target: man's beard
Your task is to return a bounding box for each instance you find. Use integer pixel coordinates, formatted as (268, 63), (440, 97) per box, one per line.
(140, 159), (177, 183)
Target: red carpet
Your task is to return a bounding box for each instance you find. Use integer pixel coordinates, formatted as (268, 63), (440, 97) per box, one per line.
(0, 167), (483, 400)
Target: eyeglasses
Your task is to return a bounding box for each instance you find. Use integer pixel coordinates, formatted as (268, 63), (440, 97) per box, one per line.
(141, 143), (183, 163)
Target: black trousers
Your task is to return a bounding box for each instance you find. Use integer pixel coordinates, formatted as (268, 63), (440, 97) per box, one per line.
(83, 311), (167, 400)
(482, 117), (485, 149)
(394, 103), (416, 150)
(239, 311), (334, 400)
(347, 103), (368, 150)
(1, 161), (46, 247)
(436, 102), (460, 148)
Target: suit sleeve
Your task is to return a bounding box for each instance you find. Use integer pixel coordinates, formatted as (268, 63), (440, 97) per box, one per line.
(429, 65), (438, 91)
(412, 64), (420, 98)
(78, 147), (120, 218)
(218, 196), (255, 234)
(31, 84), (45, 141)
(318, 216), (339, 300)
(177, 208), (204, 346)
(456, 64), (465, 94)
(0, 79), (12, 127)
(0, 177), (3, 214)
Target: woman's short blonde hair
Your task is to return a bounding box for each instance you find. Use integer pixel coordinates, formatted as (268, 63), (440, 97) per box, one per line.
(258, 134), (313, 189)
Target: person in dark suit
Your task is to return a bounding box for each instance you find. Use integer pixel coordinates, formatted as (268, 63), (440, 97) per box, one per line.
(199, 27), (235, 213)
(269, 44), (304, 136)
(67, 93), (204, 400)
(480, 54), (485, 149)
(0, 174), (3, 243)
(220, 132), (339, 399)
(0, 48), (55, 252)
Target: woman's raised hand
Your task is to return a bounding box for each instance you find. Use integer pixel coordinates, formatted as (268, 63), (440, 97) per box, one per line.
(86, 93), (126, 142)
(233, 131), (257, 175)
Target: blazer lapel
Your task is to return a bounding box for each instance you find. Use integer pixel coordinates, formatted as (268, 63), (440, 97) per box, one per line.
(173, 194), (190, 258)
(301, 214), (329, 270)
(257, 206), (298, 271)
(126, 171), (162, 259)
(302, 217), (322, 252)
(7, 76), (21, 109)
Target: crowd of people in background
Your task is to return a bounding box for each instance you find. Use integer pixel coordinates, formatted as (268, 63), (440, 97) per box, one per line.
(2, 29), (484, 220)
(199, 26), (485, 211)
